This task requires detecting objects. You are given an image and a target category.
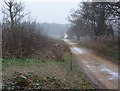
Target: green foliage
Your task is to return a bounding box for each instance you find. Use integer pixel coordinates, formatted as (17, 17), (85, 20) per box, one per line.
(2, 52), (96, 89)
(3, 72), (41, 89)
(3, 72), (66, 89)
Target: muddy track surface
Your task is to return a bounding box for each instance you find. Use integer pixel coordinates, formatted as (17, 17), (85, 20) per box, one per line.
(64, 39), (119, 89)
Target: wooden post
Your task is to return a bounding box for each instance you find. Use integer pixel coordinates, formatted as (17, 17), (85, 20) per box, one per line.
(71, 52), (72, 70)
(69, 44), (72, 70)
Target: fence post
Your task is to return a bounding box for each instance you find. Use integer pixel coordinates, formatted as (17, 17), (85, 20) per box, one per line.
(69, 42), (72, 70)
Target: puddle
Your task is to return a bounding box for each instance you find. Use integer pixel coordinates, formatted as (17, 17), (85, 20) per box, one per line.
(73, 47), (84, 54)
(86, 65), (90, 68)
(64, 33), (68, 39)
(70, 48), (77, 54)
(64, 39), (68, 42)
(99, 67), (118, 80)
(69, 43), (76, 45)
(85, 64), (96, 72)
(83, 61), (88, 63)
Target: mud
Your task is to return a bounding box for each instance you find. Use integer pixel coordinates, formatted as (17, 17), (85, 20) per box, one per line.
(65, 39), (119, 89)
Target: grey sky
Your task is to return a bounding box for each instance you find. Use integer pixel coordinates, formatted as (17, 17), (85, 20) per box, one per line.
(0, 0), (80, 24)
(1, 0), (116, 24)
(24, 2), (79, 24)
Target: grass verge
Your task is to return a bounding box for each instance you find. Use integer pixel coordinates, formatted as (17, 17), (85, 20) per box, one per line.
(2, 52), (96, 89)
(78, 40), (119, 64)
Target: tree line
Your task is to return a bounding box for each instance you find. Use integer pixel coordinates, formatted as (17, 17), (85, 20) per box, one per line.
(2, 0), (53, 58)
(67, 1), (120, 42)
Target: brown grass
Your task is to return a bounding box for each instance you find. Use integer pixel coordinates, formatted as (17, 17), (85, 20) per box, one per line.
(2, 52), (95, 89)
(78, 36), (119, 64)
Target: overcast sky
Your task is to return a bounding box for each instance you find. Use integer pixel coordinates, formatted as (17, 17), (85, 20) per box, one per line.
(0, 0), (81, 24)
(24, 1), (80, 24)
(1, 0), (116, 24)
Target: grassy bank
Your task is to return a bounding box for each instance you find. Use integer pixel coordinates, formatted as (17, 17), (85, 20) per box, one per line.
(2, 52), (96, 89)
(77, 39), (119, 64)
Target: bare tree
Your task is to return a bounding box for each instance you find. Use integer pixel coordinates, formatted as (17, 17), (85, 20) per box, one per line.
(67, 2), (119, 41)
(2, 0), (29, 29)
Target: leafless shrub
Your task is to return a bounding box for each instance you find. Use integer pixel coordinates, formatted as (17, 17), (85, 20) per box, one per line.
(2, 21), (51, 58)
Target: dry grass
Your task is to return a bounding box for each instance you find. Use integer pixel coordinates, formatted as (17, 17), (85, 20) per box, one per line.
(77, 36), (119, 64)
(2, 52), (95, 89)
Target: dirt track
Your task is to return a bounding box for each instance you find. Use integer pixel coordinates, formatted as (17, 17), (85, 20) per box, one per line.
(64, 39), (119, 89)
